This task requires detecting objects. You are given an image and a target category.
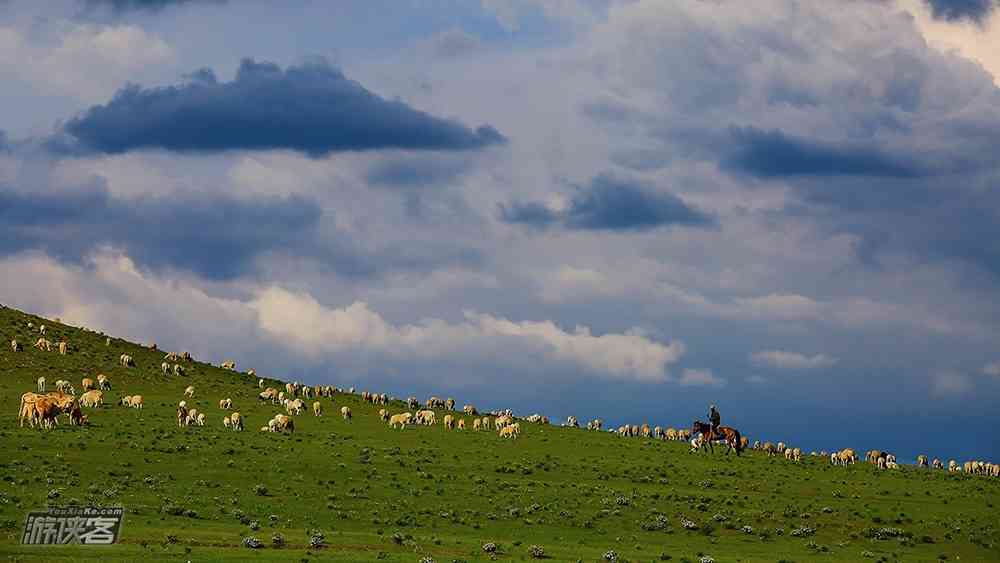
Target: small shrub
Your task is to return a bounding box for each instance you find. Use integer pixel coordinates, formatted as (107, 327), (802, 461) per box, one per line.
(253, 484), (268, 496)
(528, 544), (545, 558)
(271, 532), (285, 547)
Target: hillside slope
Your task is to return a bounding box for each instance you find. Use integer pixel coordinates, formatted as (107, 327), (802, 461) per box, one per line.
(0, 304), (997, 562)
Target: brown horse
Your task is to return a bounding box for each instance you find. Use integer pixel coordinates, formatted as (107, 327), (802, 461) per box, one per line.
(692, 420), (743, 456)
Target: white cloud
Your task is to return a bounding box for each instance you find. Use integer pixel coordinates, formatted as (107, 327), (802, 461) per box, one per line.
(898, 0), (1000, 86)
(678, 368), (724, 387)
(251, 286), (683, 382)
(985, 362), (1000, 377)
(750, 350), (837, 370)
(0, 250), (684, 384)
(931, 371), (973, 396)
(0, 21), (173, 101)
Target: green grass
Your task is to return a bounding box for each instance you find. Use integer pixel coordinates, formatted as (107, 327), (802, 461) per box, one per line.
(0, 303), (997, 562)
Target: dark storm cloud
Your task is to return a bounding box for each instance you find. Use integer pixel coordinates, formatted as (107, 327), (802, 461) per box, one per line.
(0, 182), (326, 280)
(500, 174), (715, 232)
(722, 126), (922, 179)
(83, 0), (224, 12)
(924, 0), (998, 22)
(62, 58), (506, 157)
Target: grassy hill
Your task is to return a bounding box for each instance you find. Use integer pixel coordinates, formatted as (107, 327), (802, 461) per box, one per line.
(0, 303), (997, 562)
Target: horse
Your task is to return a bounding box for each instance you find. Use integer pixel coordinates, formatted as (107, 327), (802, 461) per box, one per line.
(691, 420), (743, 456)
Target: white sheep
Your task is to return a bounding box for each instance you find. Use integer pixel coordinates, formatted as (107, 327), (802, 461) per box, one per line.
(184, 385), (195, 398)
(230, 412), (244, 431)
(223, 415), (231, 429)
(36, 377), (45, 392)
(161, 362), (170, 375)
(313, 401), (323, 416)
(341, 406), (352, 421)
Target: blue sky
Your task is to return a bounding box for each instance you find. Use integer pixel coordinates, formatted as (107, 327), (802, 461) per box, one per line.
(1, 0), (999, 463)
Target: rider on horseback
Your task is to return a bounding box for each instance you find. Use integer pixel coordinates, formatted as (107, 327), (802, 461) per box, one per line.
(708, 404), (721, 438)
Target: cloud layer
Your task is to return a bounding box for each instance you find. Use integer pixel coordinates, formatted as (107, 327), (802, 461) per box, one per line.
(750, 350), (838, 370)
(500, 174), (714, 232)
(63, 58), (506, 157)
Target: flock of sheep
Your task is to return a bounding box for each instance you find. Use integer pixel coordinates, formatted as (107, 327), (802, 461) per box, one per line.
(8, 317), (1000, 479)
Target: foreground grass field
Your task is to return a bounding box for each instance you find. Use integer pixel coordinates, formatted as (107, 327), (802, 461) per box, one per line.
(0, 304), (997, 562)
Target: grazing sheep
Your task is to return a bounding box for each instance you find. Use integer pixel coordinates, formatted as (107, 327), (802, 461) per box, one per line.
(273, 414), (294, 433)
(176, 406), (188, 427)
(407, 397), (419, 409)
(444, 414), (455, 430)
(79, 390), (103, 408)
(97, 374), (110, 391)
(164, 352), (179, 362)
(130, 395), (143, 409)
(36, 377), (45, 392)
(184, 385), (195, 398)
(11, 339), (21, 352)
(473, 418), (482, 431)
(120, 395), (132, 408)
(416, 410), (436, 426)
(58, 341), (68, 355)
(258, 388), (279, 404)
(762, 442), (777, 457)
(457, 419), (466, 430)
(688, 434), (705, 453)
(179, 400), (187, 410)
(221, 360), (236, 370)
(230, 411), (244, 431)
(379, 409), (390, 421)
(785, 448), (795, 461)
(838, 448), (857, 466)
(313, 401), (323, 417)
(917, 454), (928, 467)
(196, 413), (206, 426)
(223, 415), (231, 429)
(665, 427), (678, 441)
(445, 398), (456, 410)
(161, 362), (170, 375)
(286, 398), (305, 416)
(181, 351), (192, 362)
(792, 448), (802, 461)
(389, 412), (412, 429)
(39, 324), (45, 335)
(258, 379), (265, 389)
(119, 354), (134, 367)
(463, 404), (478, 416)
(34, 338), (52, 352)
(499, 425), (518, 439)
(341, 406), (352, 421)
(173, 364), (185, 377)
(219, 398), (232, 409)
(932, 458), (944, 469)
(81, 378), (95, 392)
(247, 369), (256, 378)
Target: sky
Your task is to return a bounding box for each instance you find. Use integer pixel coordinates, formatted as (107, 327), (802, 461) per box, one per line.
(1, 0), (999, 462)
